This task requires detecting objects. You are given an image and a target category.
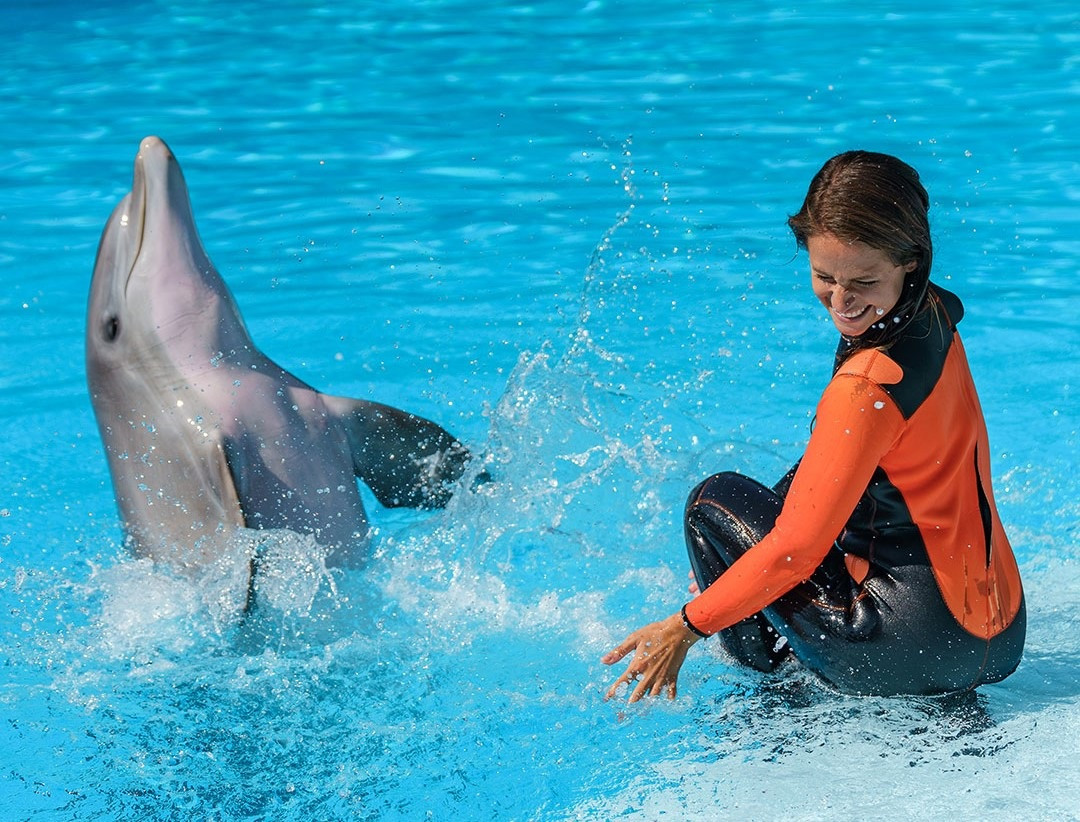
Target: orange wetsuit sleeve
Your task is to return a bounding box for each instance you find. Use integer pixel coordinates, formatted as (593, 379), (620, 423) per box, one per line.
(684, 372), (907, 636)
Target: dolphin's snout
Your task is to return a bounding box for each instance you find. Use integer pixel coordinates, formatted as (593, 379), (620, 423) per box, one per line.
(138, 135), (171, 161)
(129, 135), (202, 269)
(135, 135), (174, 188)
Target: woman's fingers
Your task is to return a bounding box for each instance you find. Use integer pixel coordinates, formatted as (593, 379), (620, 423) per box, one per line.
(601, 632), (640, 666)
(687, 568), (700, 596)
(602, 635), (646, 700)
(623, 661), (677, 703)
(603, 614), (698, 702)
(605, 676), (628, 701)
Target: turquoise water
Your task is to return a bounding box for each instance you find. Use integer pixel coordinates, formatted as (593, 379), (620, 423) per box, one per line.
(3, 1), (1079, 819)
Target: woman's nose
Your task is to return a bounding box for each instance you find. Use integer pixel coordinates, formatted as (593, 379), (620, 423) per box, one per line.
(831, 287), (853, 309)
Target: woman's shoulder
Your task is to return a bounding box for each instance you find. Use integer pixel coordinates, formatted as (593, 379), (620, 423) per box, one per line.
(834, 348), (903, 386)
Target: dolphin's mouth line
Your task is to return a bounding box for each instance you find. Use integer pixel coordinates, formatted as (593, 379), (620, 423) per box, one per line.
(123, 153), (150, 297)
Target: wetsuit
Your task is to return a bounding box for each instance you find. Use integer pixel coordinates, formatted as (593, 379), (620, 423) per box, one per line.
(683, 284), (1025, 695)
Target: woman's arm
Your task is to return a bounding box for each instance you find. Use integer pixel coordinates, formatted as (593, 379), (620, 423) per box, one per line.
(684, 373), (904, 633)
(603, 371), (905, 699)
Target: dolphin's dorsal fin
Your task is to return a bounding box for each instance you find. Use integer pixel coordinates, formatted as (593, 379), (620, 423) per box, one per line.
(322, 395), (470, 509)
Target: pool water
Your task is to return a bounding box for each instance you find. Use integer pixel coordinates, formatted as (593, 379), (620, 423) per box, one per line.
(2, 1), (1079, 819)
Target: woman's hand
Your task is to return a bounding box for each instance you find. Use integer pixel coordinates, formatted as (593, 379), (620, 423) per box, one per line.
(602, 612), (702, 703)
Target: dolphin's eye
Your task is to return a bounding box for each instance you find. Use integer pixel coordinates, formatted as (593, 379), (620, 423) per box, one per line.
(103, 315), (120, 342)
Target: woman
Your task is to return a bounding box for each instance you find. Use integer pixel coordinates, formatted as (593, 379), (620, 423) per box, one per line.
(603, 151), (1025, 701)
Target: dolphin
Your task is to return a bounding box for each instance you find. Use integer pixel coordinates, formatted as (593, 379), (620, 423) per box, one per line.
(86, 135), (470, 579)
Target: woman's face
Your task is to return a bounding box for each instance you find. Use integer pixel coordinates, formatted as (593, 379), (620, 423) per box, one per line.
(807, 233), (916, 337)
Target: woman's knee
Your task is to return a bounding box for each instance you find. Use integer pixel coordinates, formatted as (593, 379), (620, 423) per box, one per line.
(685, 471), (752, 511)
(684, 472), (782, 544)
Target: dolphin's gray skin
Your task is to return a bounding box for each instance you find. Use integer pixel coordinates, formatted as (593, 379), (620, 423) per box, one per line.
(86, 136), (469, 577)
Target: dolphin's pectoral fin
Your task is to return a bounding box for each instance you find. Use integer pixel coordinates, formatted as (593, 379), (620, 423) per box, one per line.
(216, 435), (250, 529)
(113, 428), (252, 605)
(215, 436), (257, 610)
(323, 395), (471, 508)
